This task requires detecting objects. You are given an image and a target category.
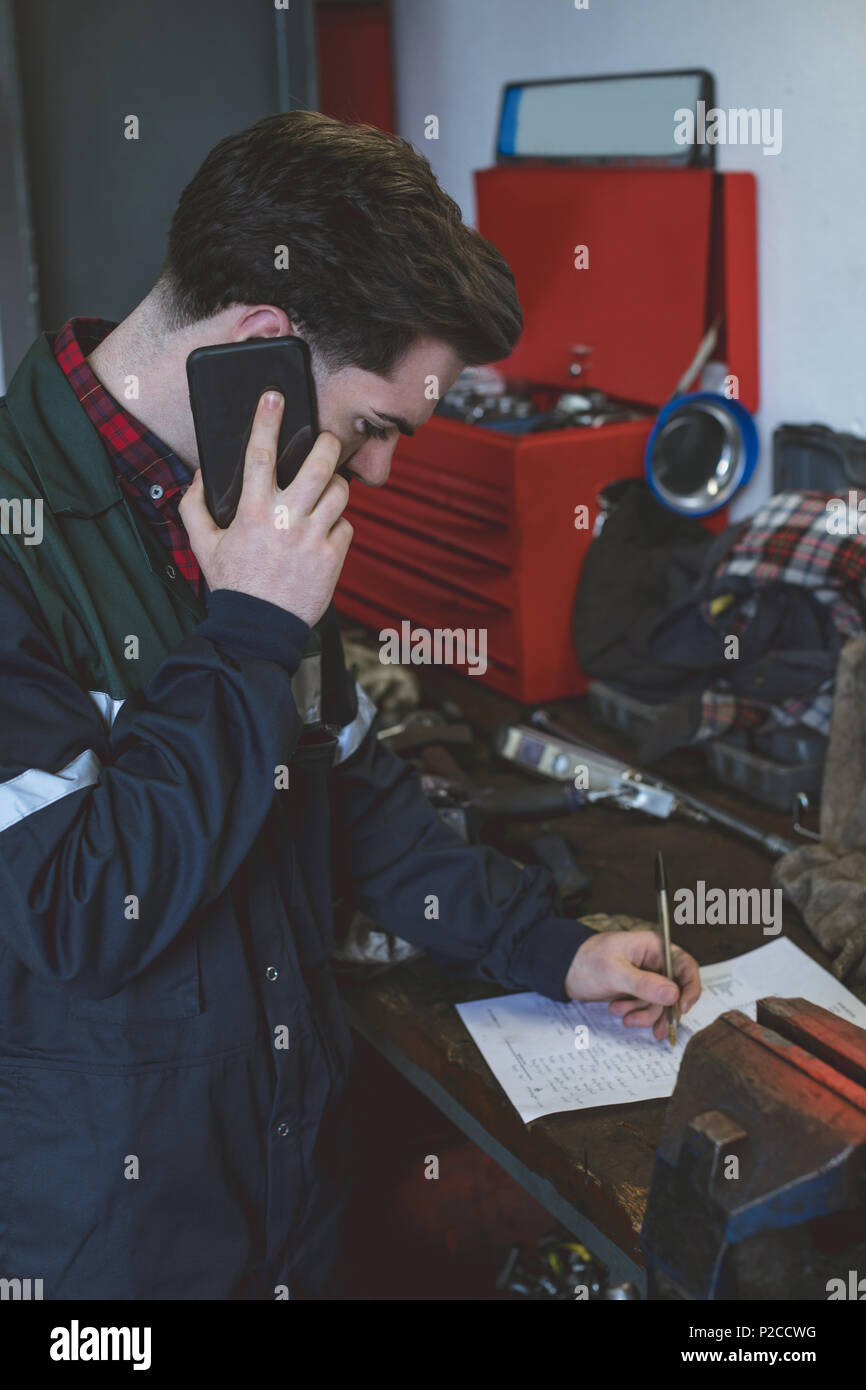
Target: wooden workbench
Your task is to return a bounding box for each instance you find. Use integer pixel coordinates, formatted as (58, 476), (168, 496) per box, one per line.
(336, 672), (851, 1292)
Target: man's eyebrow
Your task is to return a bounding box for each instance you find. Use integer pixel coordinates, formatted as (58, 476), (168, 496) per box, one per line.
(372, 410), (415, 437)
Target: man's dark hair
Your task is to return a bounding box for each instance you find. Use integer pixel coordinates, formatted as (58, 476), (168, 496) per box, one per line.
(158, 109), (522, 375)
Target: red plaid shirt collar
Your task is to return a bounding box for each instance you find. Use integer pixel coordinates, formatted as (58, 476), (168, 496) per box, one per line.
(53, 317), (204, 600)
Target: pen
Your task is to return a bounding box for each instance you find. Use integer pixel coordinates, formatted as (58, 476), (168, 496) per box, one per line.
(654, 850), (676, 1047)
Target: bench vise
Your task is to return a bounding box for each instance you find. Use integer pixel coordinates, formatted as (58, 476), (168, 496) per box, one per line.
(641, 996), (866, 1299)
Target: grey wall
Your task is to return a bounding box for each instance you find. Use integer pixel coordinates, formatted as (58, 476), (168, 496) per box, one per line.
(0, 0), (37, 384)
(10, 0), (314, 347)
(391, 0), (866, 514)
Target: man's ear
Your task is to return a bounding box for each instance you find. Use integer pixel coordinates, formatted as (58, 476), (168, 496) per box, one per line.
(233, 304), (291, 340)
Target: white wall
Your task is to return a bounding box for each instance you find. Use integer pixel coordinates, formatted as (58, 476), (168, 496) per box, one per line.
(391, 0), (866, 515)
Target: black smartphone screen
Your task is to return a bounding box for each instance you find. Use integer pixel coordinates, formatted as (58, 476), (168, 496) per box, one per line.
(186, 336), (319, 528)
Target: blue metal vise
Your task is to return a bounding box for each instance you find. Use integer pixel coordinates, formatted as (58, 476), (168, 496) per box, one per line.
(641, 996), (866, 1299)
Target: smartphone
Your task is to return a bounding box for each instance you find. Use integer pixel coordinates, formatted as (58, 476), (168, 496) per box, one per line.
(186, 336), (319, 528)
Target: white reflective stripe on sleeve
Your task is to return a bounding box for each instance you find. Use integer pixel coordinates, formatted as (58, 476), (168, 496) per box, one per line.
(333, 681), (378, 765)
(89, 690), (126, 730)
(0, 690), (124, 833)
(0, 749), (101, 834)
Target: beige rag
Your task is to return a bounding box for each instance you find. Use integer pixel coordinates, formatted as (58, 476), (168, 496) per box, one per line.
(772, 635), (866, 986)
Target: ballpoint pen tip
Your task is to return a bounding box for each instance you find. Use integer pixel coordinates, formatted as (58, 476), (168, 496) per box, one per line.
(655, 851), (667, 894)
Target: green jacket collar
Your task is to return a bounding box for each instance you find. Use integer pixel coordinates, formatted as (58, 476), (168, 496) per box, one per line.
(5, 331), (126, 518)
(4, 331), (205, 619)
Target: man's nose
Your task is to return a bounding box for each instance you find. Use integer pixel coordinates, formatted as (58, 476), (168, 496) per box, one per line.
(343, 440), (395, 488)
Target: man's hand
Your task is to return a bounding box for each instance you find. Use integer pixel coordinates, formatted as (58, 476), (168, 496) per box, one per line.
(564, 930), (701, 1042)
(180, 390), (353, 628)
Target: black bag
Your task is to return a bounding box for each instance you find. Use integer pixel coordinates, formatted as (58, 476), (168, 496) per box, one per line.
(572, 478), (718, 698)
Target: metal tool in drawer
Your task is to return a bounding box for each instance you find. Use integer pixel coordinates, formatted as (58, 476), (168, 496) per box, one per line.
(436, 369), (650, 434)
(493, 711), (795, 859)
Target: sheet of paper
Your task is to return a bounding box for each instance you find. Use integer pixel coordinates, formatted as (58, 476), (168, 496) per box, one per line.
(455, 937), (866, 1123)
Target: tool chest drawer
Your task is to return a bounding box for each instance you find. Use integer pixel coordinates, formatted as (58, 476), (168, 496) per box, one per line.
(347, 457), (514, 570)
(384, 417), (515, 526)
(343, 509), (514, 607)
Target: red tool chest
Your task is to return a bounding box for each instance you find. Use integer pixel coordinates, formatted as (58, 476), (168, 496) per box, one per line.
(337, 164), (758, 703)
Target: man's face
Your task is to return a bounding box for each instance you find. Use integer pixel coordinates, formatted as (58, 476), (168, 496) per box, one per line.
(312, 335), (466, 488)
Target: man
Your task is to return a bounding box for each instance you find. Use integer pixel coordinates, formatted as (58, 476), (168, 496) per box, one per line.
(0, 110), (700, 1299)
